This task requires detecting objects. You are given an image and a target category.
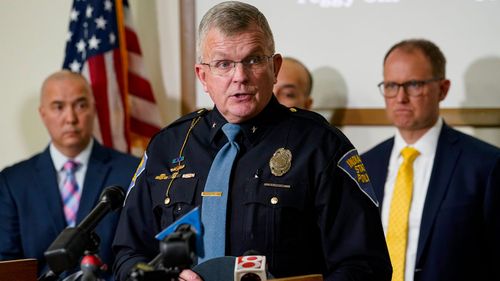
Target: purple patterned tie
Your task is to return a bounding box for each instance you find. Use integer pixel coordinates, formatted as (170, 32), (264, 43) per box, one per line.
(62, 160), (81, 227)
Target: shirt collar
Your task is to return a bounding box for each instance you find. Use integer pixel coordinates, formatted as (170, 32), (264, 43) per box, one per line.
(393, 118), (443, 158)
(208, 95), (289, 145)
(50, 138), (94, 171)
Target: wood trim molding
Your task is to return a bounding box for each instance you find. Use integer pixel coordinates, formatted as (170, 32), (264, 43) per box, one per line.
(179, 0), (196, 115)
(315, 108), (500, 127)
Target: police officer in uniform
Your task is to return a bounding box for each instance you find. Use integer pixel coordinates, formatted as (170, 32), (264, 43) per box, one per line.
(112, 2), (391, 281)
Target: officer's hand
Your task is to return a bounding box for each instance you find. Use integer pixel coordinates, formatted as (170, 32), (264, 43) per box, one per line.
(179, 269), (203, 281)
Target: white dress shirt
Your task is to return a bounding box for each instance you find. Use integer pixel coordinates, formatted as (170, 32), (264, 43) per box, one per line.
(381, 118), (443, 281)
(50, 139), (94, 199)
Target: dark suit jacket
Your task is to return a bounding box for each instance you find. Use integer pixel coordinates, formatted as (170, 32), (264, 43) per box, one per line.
(0, 141), (140, 278)
(362, 124), (500, 281)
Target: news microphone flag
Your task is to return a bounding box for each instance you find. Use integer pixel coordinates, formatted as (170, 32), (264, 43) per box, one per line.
(62, 0), (162, 156)
(155, 206), (204, 258)
(234, 256), (267, 281)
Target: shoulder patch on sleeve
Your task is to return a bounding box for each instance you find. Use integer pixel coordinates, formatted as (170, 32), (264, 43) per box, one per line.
(125, 152), (148, 204)
(337, 149), (379, 207)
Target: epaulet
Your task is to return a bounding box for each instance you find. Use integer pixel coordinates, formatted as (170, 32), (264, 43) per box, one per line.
(166, 108), (210, 129)
(287, 107), (330, 125)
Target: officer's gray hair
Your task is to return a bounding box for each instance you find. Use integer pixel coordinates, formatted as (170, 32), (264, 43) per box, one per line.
(196, 1), (275, 63)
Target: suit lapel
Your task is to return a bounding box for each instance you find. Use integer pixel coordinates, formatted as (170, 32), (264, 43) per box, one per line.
(364, 138), (394, 209)
(76, 142), (111, 223)
(416, 124), (460, 263)
(374, 139), (393, 208)
(36, 147), (67, 232)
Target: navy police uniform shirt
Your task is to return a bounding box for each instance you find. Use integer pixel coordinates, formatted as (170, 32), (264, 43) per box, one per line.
(113, 97), (391, 281)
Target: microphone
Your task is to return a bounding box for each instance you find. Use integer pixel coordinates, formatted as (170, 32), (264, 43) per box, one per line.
(192, 256), (236, 281)
(80, 254), (106, 281)
(154, 206), (204, 258)
(154, 206), (204, 265)
(43, 186), (125, 275)
(127, 207), (203, 280)
(234, 255), (267, 281)
(78, 185), (125, 234)
(192, 253), (269, 281)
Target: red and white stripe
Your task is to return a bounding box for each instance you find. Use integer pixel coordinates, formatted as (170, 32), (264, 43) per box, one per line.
(81, 1), (161, 155)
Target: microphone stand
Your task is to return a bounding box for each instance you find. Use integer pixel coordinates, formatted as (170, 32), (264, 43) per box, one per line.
(127, 224), (197, 281)
(37, 270), (60, 281)
(38, 232), (103, 281)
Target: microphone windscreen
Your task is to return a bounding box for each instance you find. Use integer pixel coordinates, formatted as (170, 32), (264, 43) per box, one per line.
(100, 185), (125, 210)
(192, 256), (236, 281)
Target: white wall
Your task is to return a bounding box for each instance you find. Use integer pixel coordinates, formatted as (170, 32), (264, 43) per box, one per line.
(1, 0), (71, 168)
(195, 0), (500, 152)
(0, 0), (181, 169)
(196, 0), (500, 109)
(1, 0), (498, 170)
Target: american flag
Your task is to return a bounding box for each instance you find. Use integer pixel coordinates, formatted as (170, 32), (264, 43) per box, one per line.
(63, 0), (162, 156)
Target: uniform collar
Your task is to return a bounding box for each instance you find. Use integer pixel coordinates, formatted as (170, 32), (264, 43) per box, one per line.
(207, 96), (289, 145)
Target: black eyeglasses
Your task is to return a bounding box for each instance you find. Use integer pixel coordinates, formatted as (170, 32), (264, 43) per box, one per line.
(377, 78), (442, 98)
(200, 55), (274, 76)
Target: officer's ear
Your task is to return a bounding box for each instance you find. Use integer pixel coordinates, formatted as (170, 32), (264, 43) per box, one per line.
(272, 54), (282, 84)
(195, 63), (210, 93)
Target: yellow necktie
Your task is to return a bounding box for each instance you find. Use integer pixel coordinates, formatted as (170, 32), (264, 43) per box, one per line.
(387, 147), (420, 281)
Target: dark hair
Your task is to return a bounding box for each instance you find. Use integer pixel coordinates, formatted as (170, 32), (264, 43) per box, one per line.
(383, 39), (447, 79)
(197, 1), (275, 62)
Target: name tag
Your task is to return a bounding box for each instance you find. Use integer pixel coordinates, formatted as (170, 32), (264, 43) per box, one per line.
(201, 191), (223, 197)
(264, 183), (291, 189)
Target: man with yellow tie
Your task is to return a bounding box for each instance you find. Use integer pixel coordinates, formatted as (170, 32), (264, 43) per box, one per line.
(362, 39), (500, 281)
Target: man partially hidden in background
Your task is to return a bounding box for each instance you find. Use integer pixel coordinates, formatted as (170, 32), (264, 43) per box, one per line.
(273, 56), (313, 110)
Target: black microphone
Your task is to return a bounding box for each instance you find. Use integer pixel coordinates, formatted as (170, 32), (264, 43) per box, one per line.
(127, 207), (203, 281)
(192, 256), (236, 281)
(43, 186), (125, 275)
(78, 185), (124, 234)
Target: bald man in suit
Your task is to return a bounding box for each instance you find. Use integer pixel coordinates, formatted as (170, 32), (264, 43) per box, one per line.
(0, 70), (140, 279)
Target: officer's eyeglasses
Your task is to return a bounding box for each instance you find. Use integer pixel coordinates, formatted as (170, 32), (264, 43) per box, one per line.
(200, 55), (274, 76)
(377, 78), (442, 98)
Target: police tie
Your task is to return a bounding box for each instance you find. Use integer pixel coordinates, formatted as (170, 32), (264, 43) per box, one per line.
(387, 147), (420, 281)
(199, 123), (241, 263)
(61, 160), (81, 227)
